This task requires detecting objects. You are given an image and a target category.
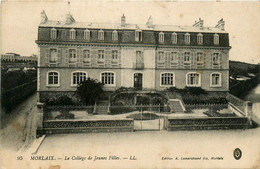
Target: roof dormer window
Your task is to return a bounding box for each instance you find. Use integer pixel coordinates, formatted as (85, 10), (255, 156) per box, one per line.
(197, 33), (203, 45)
(98, 30), (104, 41)
(135, 29), (142, 42)
(185, 33), (190, 45)
(171, 32), (177, 44)
(69, 28), (76, 40)
(84, 29), (90, 41)
(50, 28), (57, 39)
(112, 30), (118, 41)
(159, 32), (164, 43)
(214, 33), (219, 45)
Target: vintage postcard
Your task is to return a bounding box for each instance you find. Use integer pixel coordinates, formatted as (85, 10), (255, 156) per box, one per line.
(1, 0), (260, 169)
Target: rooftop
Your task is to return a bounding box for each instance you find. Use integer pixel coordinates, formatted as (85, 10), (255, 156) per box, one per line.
(39, 11), (227, 33)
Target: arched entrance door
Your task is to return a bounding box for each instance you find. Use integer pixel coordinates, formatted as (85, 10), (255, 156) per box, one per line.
(134, 73), (142, 90)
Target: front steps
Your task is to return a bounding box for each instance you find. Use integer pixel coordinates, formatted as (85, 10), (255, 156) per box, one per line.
(168, 99), (185, 113)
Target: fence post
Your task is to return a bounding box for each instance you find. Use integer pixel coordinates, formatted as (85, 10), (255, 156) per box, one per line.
(141, 104), (143, 130)
(245, 101), (253, 126)
(93, 102), (97, 114)
(107, 95), (111, 114)
(158, 104), (160, 131)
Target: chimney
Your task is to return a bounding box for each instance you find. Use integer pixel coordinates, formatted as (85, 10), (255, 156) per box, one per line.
(215, 18), (225, 31)
(66, 13), (75, 24)
(66, 1), (75, 24)
(193, 18), (204, 29)
(121, 14), (126, 27)
(146, 16), (153, 28)
(41, 10), (48, 24)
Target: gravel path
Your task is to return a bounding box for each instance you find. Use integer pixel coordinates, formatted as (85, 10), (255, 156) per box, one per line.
(1, 93), (37, 152)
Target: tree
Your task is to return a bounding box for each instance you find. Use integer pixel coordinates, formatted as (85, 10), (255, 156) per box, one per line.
(76, 77), (104, 105)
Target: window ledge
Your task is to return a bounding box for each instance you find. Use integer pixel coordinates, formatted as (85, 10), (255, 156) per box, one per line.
(47, 85), (60, 88)
(160, 85), (175, 87)
(210, 85), (222, 88)
(186, 85), (201, 87)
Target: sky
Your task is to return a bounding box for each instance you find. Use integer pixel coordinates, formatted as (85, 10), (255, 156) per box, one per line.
(1, 1), (260, 64)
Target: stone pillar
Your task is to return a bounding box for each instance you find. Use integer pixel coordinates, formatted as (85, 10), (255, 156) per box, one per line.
(36, 102), (44, 137)
(245, 101), (253, 126)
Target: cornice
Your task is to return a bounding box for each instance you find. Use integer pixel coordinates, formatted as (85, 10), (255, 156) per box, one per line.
(35, 41), (231, 50)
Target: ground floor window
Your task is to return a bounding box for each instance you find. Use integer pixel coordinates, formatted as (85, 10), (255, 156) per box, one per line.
(47, 71), (59, 86)
(186, 73), (200, 86)
(72, 72), (87, 86)
(161, 73), (174, 86)
(211, 73), (221, 87)
(101, 72), (114, 85)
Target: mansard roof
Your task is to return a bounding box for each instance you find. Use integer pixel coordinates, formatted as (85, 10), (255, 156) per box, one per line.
(39, 20), (227, 33)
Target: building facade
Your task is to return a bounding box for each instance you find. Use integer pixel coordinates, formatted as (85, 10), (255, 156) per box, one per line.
(1, 53), (38, 62)
(36, 11), (231, 101)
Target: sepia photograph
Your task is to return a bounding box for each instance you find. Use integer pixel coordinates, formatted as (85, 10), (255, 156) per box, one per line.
(0, 0), (260, 168)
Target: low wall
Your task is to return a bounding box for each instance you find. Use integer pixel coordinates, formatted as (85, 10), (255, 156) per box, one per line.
(37, 119), (134, 135)
(165, 117), (251, 131)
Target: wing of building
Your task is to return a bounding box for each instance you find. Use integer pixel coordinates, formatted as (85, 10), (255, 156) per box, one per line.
(36, 11), (231, 102)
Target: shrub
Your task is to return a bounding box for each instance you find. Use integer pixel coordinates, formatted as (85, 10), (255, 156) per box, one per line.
(45, 95), (75, 106)
(76, 78), (104, 105)
(167, 87), (207, 95)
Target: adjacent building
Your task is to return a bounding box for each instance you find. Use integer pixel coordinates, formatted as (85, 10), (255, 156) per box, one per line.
(1, 53), (38, 62)
(36, 11), (231, 102)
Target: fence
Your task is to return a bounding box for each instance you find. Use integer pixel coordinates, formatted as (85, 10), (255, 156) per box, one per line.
(165, 117), (251, 131)
(40, 119), (134, 134)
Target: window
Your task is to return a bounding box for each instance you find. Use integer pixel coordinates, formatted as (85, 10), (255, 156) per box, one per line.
(213, 53), (220, 65)
(159, 32), (164, 43)
(83, 50), (90, 59)
(170, 52), (178, 61)
(84, 29), (90, 40)
(185, 33), (190, 44)
(135, 30), (142, 41)
(197, 52), (203, 62)
(47, 71), (59, 86)
(112, 50), (118, 60)
(112, 30), (118, 41)
(98, 50), (104, 60)
(98, 30), (104, 40)
(69, 49), (77, 62)
(158, 52), (164, 61)
(101, 72), (115, 85)
(171, 32), (177, 44)
(161, 73), (174, 86)
(197, 33), (203, 45)
(187, 73), (200, 86)
(214, 33), (219, 45)
(211, 73), (221, 87)
(51, 28), (57, 39)
(184, 52), (190, 62)
(136, 51), (143, 67)
(72, 72), (87, 86)
(70, 29), (76, 40)
(50, 49), (58, 62)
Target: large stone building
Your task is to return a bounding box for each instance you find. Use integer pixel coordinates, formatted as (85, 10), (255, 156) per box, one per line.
(1, 53), (38, 62)
(36, 11), (231, 102)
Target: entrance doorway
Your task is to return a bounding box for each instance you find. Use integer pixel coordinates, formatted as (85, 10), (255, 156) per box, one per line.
(134, 73), (142, 90)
